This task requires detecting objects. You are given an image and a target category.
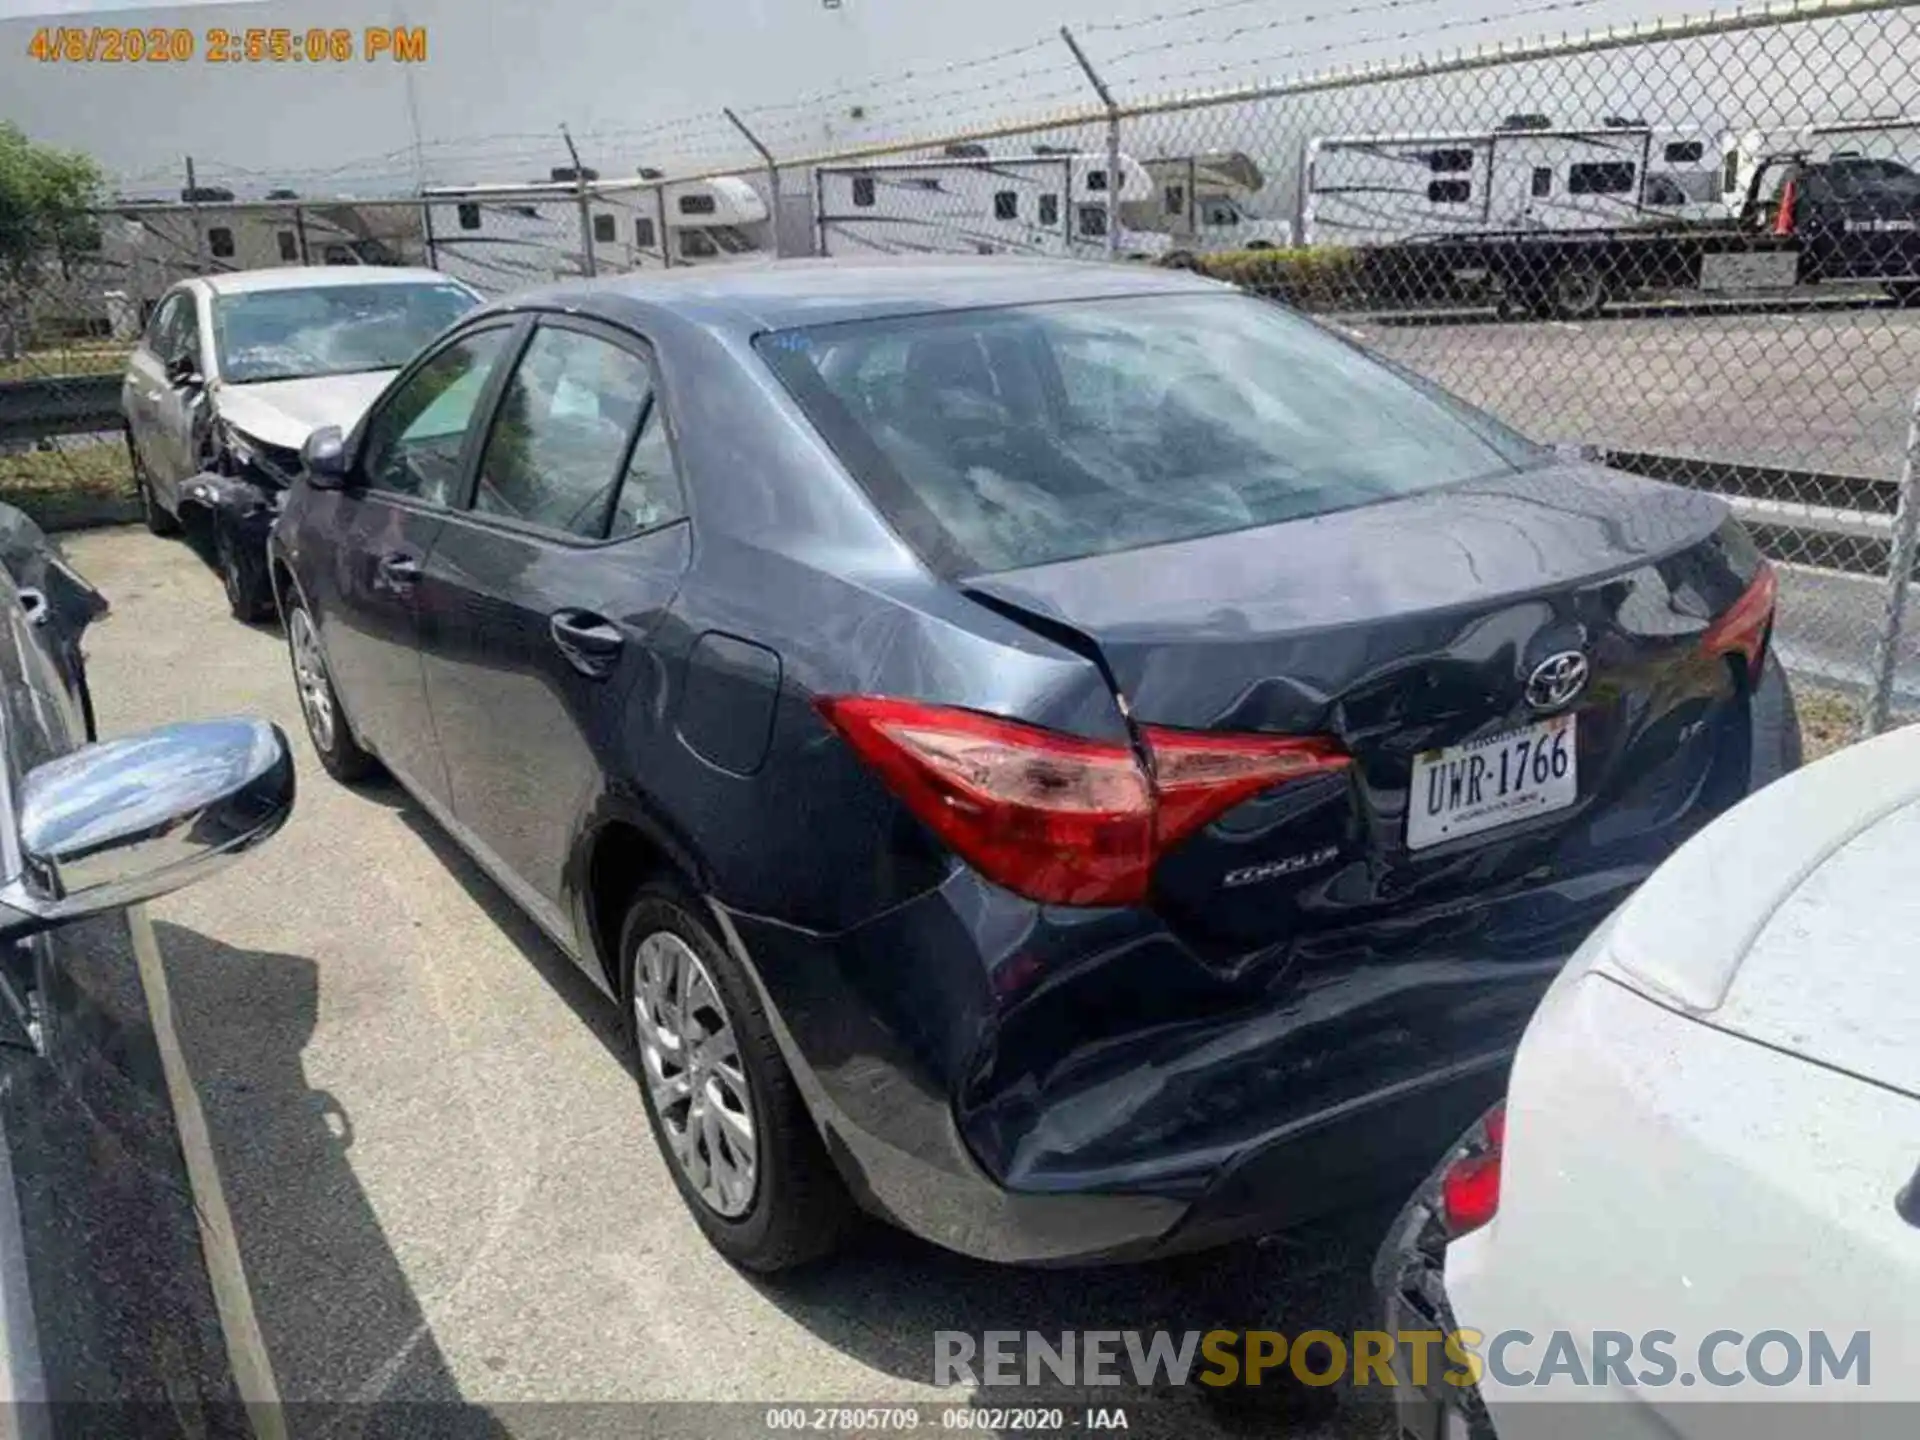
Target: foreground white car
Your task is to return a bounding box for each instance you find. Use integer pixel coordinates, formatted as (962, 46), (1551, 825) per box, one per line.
(1377, 721), (1920, 1438)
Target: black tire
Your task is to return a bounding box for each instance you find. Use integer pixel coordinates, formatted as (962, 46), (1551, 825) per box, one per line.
(620, 881), (851, 1272)
(283, 595), (380, 783)
(217, 526), (273, 623)
(127, 428), (179, 536)
(1550, 261), (1609, 320)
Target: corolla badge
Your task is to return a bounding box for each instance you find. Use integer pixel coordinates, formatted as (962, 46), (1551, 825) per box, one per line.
(1525, 651), (1591, 712)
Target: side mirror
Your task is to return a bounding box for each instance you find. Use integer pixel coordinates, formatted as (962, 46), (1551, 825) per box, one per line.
(166, 353), (203, 388)
(0, 717), (294, 943)
(302, 426), (349, 489)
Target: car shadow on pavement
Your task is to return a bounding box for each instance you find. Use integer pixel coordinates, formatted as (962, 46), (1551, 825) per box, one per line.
(379, 795), (633, 1065)
(755, 1183), (1403, 1438)
(151, 921), (513, 1440)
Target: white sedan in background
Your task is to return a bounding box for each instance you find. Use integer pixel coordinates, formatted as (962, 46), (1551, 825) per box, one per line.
(1377, 720), (1920, 1439)
(121, 267), (479, 620)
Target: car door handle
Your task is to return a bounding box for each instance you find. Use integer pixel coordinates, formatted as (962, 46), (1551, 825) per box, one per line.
(377, 552), (422, 591)
(549, 610), (623, 679)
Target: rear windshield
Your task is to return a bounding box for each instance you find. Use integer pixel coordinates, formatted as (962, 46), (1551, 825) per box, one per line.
(756, 292), (1540, 574)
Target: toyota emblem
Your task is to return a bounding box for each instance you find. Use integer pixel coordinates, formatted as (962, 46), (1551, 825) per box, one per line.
(1525, 652), (1591, 712)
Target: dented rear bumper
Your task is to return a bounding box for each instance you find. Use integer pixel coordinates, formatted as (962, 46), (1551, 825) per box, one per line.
(721, 659), (1798, 1265)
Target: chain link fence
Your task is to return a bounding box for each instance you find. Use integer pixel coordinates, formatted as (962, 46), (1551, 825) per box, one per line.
(4, 0), (1918, 735)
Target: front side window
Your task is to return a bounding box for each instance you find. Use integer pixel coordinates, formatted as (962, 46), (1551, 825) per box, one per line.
(758, 294), (1538, 574)
(472, 326), (651, 538)
(635, 216), (658, 249)
(852, 176), (877, 208)
(212, 281), (480, 384)
(679, 229), (718, 259)
(457, 202), (482, 230)
(360, 328), (510, 506)
(1078, 204), (1108, 238)
(592, 213), (617, 244)
(146, 291), (191, 358)
(276, 230), (299, 262)
(994, 191), (1018, 221)
(208, 226), (236, 259)
(1039, 193), (1060, 227)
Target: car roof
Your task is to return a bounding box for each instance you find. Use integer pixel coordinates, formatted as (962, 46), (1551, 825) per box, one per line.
(195, 267), (466, 297)
(500, 257), (1230, 335)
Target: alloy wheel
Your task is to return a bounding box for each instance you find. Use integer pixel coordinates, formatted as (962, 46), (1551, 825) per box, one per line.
(288, 608), (336, 753)
(632, 931), (758, 1218)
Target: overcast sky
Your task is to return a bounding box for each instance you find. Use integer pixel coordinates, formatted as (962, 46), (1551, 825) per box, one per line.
(1, 0), (1911, 197)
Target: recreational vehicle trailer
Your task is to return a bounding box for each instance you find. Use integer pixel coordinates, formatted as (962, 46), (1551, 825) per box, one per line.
(1127, 151), (1295, 252)
(421, 176), (771, 295)
(91, 199), (426, 321)
(815, 153), (1164, 260)
(1301, 124), (1724, 246)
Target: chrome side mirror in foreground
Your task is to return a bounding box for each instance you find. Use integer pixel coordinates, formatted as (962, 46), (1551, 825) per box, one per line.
(0, 717), (294, 942)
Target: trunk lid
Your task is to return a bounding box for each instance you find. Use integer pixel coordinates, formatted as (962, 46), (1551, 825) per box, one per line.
(964, 462), (1763, 949)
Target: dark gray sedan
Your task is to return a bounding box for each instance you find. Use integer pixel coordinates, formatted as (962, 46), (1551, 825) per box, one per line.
(270, 258), (1799, 1272)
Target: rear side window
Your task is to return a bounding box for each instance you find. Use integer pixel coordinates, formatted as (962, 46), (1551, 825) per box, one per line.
(757, 293), (1538, 575)
(472, 325), (651, 538)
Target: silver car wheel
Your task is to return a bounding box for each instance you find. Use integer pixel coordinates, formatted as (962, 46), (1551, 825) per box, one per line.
(632, 931), (758, 1218)
(288, 608), (336, 753)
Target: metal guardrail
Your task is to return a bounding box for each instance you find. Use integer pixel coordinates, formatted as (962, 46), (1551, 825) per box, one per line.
(0, 375), (122, 444)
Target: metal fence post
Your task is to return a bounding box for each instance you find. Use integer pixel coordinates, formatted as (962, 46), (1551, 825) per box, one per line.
(1862, 385), (1920, 738)
(724, 107), (783, 257)
(1060, 26), (1121, 258)
(657, 186), (673, 268)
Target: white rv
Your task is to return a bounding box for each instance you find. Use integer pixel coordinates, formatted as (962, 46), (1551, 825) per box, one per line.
(422, 176), (771, 295)
(1128, 152), (1295, 252)
(92, 200), (426, 314)
(815, 153), (1162, 259)
(1301, 124), (1724, 246)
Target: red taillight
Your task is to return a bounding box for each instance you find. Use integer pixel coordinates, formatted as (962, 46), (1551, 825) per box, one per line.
(1441, 1102), (1505, 1238)
(815, 696), (1349, 907)
(1701, 562), (1778, 684)
(1144, 725), (1352, 852)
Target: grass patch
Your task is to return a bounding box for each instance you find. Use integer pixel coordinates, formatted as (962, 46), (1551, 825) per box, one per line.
(0, 439), (136, 529)
(1175, 245), (1362, 309)
(1796, 684), (1863, 762)
(0, 345), (130, 383)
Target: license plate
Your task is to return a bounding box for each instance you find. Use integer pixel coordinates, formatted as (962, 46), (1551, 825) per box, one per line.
(1407, 714), (1577, 852)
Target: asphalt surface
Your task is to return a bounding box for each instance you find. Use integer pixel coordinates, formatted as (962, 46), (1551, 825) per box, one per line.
(67, 526), (1399, 1438)
(1351, 305), (1920, 481)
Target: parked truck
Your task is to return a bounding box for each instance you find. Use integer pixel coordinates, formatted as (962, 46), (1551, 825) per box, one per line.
(1359, 148), (1920, 318)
